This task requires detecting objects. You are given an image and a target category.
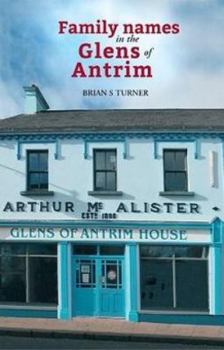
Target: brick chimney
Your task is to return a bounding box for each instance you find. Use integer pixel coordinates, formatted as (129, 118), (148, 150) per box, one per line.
(23, 84), (49, 114)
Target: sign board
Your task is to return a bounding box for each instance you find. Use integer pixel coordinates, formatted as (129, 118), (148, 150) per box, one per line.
(0, 227), (211, 244)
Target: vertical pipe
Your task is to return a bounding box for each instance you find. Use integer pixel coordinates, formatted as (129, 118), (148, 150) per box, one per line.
(125, 243), (138, 322)
(172, 256), (176, 308)
(212, 244), (222, 314)
(209, 151), (215, 187)
(57, 242), (72, 319)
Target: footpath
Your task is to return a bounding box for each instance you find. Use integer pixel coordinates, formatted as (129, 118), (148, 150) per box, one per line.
(0, 317), (224, 346)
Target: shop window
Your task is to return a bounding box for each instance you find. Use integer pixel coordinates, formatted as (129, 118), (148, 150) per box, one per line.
(140, 245), (209, 312)
(0, 255), (26, 302)
(0, 243), (57, 305)
(29, 257), (57, 303)
(27, 150), (48, 191)
(176, 260), (208, 310)
(163, 150), (188, 192)
(94, 149), (117, 191)
(28, 243), (57, 255)
(141, 260), (173, 309)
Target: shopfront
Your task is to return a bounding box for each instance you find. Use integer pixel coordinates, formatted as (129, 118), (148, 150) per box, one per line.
(0, 220), (221, 324)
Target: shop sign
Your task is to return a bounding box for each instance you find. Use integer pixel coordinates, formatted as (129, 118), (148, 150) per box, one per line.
(1, 201), (201, 218)
(0, 227), (211, 243)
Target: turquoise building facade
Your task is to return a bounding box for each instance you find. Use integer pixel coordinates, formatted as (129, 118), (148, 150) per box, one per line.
(0, 85), (224, 324)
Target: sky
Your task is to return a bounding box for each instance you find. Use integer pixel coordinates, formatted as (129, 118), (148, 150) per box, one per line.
(0, 0), (223, 118)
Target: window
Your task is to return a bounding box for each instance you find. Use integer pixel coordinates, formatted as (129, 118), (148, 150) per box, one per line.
(163, 150), (188, 192)
(140, 245), (208, 311)
(27, 151), (48, 191)
(0, 243), (57, 304)
(94, 149), (117, 191)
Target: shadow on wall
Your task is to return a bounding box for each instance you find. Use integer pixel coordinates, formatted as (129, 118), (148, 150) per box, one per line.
(0, 142), (15, 150)
(0, 163), (25, 176)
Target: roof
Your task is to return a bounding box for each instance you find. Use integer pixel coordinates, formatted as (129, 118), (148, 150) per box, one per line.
(0, 109), (223, 134)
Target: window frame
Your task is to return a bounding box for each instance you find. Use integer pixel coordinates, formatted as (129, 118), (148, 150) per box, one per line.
(163, 149), (188, 192)
(27, 150), (49, 192)
(93, 149), (117, 192)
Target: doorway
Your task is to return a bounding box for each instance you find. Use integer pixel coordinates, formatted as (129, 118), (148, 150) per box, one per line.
(72, 245), (125, 317)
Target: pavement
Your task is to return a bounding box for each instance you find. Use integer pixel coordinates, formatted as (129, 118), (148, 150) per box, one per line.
(1, 317), (224, 346)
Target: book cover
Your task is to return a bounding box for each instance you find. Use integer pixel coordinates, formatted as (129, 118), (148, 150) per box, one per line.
(0, 0), (224, 331)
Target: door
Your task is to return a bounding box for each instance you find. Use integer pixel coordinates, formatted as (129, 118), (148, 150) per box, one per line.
(74, 257), (97, 316)
(98, 258), (125, 317)
(73, 255), (125, 317)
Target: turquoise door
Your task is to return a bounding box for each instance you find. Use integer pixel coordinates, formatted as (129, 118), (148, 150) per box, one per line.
(73, 254), (125, 317)
(74, 257), (97, 316)
(98, 258), (125, 317)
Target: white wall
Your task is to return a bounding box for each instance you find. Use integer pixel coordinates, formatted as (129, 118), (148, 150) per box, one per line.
(0, 137), (222, 222)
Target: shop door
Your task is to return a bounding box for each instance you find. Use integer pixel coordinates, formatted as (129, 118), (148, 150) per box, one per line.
(73, 256), (125, 317)
(98, 258), (124, 316)
(74, 257), (97, 316)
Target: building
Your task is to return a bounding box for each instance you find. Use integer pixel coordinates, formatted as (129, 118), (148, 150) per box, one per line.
(0, 85), (224, 324)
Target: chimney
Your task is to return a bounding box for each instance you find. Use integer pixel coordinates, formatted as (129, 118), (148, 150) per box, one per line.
(23, 84), (49, 114)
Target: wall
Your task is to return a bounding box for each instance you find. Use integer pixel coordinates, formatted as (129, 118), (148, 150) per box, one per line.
(0, 136), (222, 223)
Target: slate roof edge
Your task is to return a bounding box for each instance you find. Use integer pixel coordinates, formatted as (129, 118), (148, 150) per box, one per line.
(1, 107), (224, 120)
(37, 108), (224, 112)
(0, 129), (223, 136)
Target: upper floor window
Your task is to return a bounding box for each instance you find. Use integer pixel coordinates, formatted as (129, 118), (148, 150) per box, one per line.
(163, 150), (187, 192)
(94, 149), (117, 191)
(27, 150), (48, 191)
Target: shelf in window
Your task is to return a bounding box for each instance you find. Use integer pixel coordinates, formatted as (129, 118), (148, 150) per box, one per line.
(20, 190), (54, 196)
(159, 191), (195, 197)
(88, 190), (123, 196)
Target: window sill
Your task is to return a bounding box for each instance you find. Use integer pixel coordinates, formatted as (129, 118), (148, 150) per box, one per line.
(20, 190), (55, 196)
(88, 190), (123, 196)
(0, 304), (57, 310)
(139, 309), (209, 315)
(159, 191), (195, 197)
